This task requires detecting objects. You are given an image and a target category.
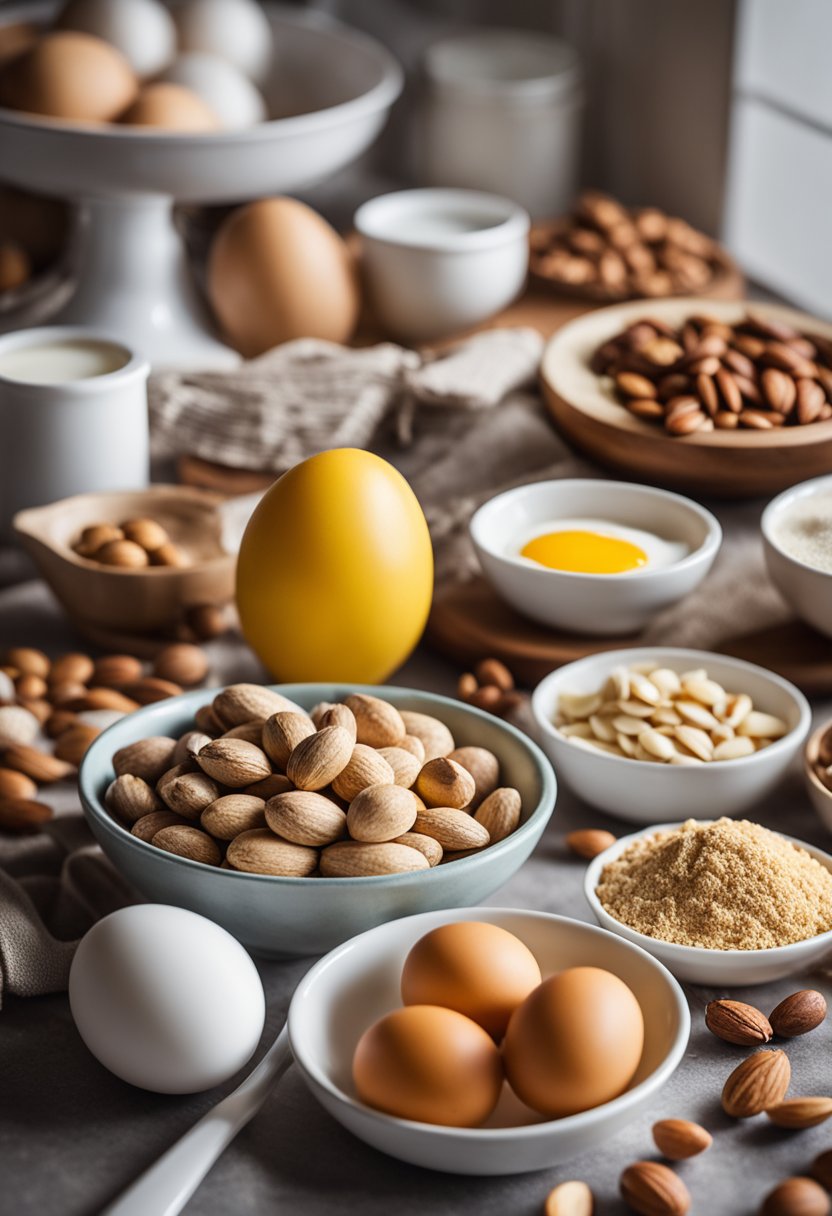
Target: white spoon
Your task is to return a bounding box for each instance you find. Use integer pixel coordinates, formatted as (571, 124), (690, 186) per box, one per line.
(103, 1027), (291, 1216)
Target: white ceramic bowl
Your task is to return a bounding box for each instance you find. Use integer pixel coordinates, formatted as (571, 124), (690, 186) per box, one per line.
(287, 906), (689, 1173)
(584, 823), (832, 985)
(531, 648), (811, 823)
(354, 188), (529, 343)
(762, 474), (832, 640)
(78, 684), (556, 959)
(469, 479), (721, 635)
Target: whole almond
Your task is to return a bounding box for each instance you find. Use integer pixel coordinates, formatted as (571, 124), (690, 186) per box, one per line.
(398, 734), (427, 763)
(0, 766), (37, 800)
(173, 730), (213, 766)
(474, 658), (514, 692)
(95, 539), (149, 567)
(195, 703), (224, 735)
(157, 761), (196, 790)
(197, 738), (272, 787)
(74, 523), (123, 555)
(121, 517), (169, 551)
(619, 1161), (690, 1216)
(54, 724), (100, 766)
(186, 603), (229, 640)
(0, 705), (40, 748)
(16, 673), (47, 701)
(474, 787), (522, 843)
(448, 746), (500, 808)
(377, 746), (421, 789)
(415, 757), (476, 809)
(761, 1177), (830, 1216)
(332, 745), (395, 801)
(4, 744), (73, 783)
(5, 647), (50, 678)
(106, 773), (163, 823)
(413, 806), (490, 851)
(766, 1098), (832, 1129)
(226, 828), (318, 876)
(49, 679), (88, 706)
(67, 688), (139, 714)
(0, 797), (53, 833)
(152, 824), (221, 867)
(152, 643), (208, 687)
(44, 709), (80, 739)
(262, 711), (317, 769)
(315, 703), (357, 743)
(399, 711), (454, 761)
(769, 990), (827, 1038)
(244, 773), (293, 800)
(131, 809), (188, 842)
(343, 694), (405, 748)
(286, 726), (352, 791)
(201, 794), (266, 840)
(20, 698), (52, 726)
(48, 652), (94, 686)
(122, 677), (182, 705)
(265, 790), (347, 847)
(92, 654), (143, 688)
(320, 840), (429, 877)
(213, 684), (299, 729)
(652, 1119), (712, 1160)
(347, 784), (419, 843)
(544, 1180), (593, 1216)
(810, 1149), (832, 1190)
(393, 831), (443, 866)
(113, 736), (177, 783)
(566, 828), (616, 860)
(722, 1049), (790, 1117)
(706, 999), (773, 1046)
(159, 771), (221, 818)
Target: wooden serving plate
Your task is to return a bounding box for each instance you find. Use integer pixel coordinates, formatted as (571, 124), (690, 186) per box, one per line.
(541, 298), (832, 499)
(427, 577), (832, 695)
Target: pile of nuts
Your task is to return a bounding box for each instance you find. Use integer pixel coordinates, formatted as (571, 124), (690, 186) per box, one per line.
(0, 642), (208, 833)
(72, 516), (189, 568)
(529, 191), (723, 300)
(554, 661), (788, 765)
(456, 657), (524, 718)
(591, 310), (832, 436)
(106, 685), (523, 876)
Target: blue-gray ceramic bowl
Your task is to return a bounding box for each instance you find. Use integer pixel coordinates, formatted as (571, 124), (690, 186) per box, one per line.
(78, 684), (557, 958)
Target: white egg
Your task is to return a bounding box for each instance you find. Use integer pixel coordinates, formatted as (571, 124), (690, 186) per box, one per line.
(161, 52), (267, 128)
(515, 517), (689, 574)
(174, 0), (274, 82)
(57, 0), (177, 78)
(69, 904), (265, 1094)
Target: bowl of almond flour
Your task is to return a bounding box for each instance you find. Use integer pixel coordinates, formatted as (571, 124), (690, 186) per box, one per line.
(584, 818), (832, 984)
(763, 473), (832, 640)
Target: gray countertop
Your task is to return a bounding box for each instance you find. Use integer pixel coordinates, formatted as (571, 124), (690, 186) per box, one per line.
(1, 581), (832, 1216)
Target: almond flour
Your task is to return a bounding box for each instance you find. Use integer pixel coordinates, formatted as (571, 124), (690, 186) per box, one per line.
(596, 818), (832, 949)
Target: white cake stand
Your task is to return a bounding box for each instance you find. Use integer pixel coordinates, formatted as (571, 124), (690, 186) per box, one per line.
(0, 4), (402, 367)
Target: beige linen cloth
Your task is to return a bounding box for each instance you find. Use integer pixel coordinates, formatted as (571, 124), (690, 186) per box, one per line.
(1, 328), (792, 1004)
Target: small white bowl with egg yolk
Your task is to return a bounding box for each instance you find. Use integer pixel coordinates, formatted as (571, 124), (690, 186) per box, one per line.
(469, 478), (721, 635)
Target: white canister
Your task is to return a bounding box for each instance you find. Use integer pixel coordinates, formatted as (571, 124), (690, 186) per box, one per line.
(421, 29), (583, 221)
(0, 326), (150, 534)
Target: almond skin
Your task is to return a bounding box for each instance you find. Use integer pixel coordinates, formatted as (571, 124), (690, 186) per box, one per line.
(769, 990), (827, 1038)
(0, 797), (53, 833)
(320, 840), (429, 877)
(347, 784), (419, 843)
(226, 828), (318, 877)
(721, 1049), (790, 1118)
(262, 711), (316, 770)
(619, 1160), (691, 1216)
(106, 774), (163, 823)
(4, 744), (74, 783)
(343, 694), (405, 748)
(197, 738), (272, 787)
(200, 794), (266, 841)
(0, 766), (37, 800)
(392, 831), (443, 866)
(331, 745), (395, 802)
(399, 711), (454, 761)
(265, 791), (347, 847)
(415, 757), (476, 809)
(112, 736), (177, 783)
(130, 810), (189, 842)
(652, 1118), (712, 1160)
(152, 642), (208, 687)
(413, 806), (490, 851)
(377, 746), (421, 789)
(761, 1177), (830, 1216)
(706, 998), (773, 1046)
(212, 684), (299, 729)
(810, 1149), (832, 1191)
(474, 787), (521, 844)
(448, 745), (500, 808)
(766, 1098), (832, 1129)
(287, 726), (352, 792)
(159, 771), (221, 819)
(566, 828), (616, 860)
(152, 824), (221, 867)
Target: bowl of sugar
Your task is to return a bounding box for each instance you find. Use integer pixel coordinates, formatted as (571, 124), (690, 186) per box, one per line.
(762, 474), (832, 639)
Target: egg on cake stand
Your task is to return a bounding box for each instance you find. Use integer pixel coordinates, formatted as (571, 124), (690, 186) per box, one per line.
(0, 3), (402, 368)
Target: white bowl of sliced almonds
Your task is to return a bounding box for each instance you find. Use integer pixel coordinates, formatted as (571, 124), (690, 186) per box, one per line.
(531, 648), (809, 823)
(78, 683), (556, 957)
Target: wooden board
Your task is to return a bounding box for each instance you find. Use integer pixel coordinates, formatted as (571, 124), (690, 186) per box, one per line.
(427, 577), (832, 695)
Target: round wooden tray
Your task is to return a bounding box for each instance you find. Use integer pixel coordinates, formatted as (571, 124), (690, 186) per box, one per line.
(540, 298), (832, 499)
(427, 577), (832, 696)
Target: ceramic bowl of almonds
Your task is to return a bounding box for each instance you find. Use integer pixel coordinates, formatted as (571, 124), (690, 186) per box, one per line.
(584, 819), (832, 984)
(531, 648), (810, 823)
(78, 683), (556, 957)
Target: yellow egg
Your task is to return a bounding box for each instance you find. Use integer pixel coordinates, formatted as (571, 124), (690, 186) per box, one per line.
(522, 529), (647, 574)
(502, 966), (644, 1118)
(207, 197), (360, 357)
(236, 449), (433, 683)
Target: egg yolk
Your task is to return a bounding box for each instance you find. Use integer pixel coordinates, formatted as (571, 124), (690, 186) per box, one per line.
(520, 530), (648, 574)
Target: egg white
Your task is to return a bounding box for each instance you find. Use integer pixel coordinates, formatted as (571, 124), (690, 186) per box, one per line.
(514, 517), (690, 574)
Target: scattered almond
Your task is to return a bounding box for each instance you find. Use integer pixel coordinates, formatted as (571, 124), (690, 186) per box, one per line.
(67, 688), (139, 714)
(706, 999), (773, 1046)
(5, 647), (49, 678)
(48, 653), (94, 686)
(0, 766), (37, 800)
(0, 705), (40, 748)
(54, 724), (100, 766)
(226, 828), (318, 877)
(4, 744), (73, 783)
(652, 1118), (712, 1160)
(766, 1098), (832, 1129)
(566, 828), (616, 860)
(265, 791), (347, 847)
(152, 642), (208, 687)
(122, 677), (183, 705)
(92, 655), (142, 688)
(810, 1149), (832, 1191)
(761, 1177), (830, 1216)
(474, 657), (514, 692)
(721, 1049), (790, 1118)
(619, 1160), (690, 1216)
(320, 840), (429, 877)
(544, 1180), (593, 1216)
(769, 990), (827, 1038)
(0, 797), (53, 833)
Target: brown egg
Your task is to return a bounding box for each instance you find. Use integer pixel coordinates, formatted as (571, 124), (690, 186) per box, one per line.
(0, 21), (39, 67)
(401, 922), (542, 1039)
(0, 242), (30, 292)
(0, 31), (137, 121)
(207, 197), (360, 357)
(502, 967), (644, 1118)
(353, 1005), (504, 1127)
(119, 82), (219, 131)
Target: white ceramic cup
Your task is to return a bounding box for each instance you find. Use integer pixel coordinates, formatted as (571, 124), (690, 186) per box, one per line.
(0, 326), (150, 535)
(761, 474), (832, 640)
(355, 187), (529, 344)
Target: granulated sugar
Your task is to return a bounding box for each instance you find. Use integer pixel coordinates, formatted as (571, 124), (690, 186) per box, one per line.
(771, 490), (832, 573)
(596, 818), (832, 949)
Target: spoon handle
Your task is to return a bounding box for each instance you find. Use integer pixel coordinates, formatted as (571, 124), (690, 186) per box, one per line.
(103, 1026), (292, 1216)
